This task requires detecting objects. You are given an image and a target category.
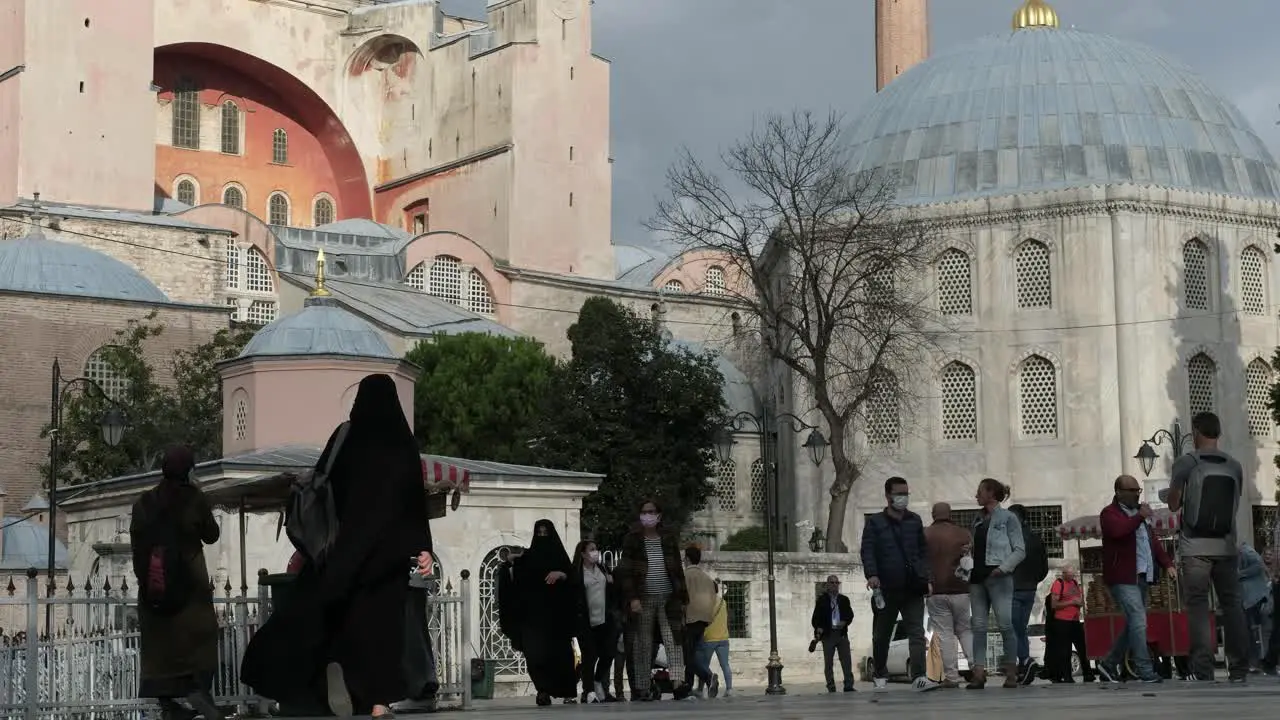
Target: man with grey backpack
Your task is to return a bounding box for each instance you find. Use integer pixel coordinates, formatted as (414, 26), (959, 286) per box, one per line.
(1167, 411), (1251, 682)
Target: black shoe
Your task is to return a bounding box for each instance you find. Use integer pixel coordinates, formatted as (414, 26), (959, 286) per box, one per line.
(672, 684), (692, 701)
(1096, 660), (1120, 683)
(1019, 663), (1038, 686)
(827, 686), (836, 693)
(843, 685), (856, 692)
(535, 693), (551, 707)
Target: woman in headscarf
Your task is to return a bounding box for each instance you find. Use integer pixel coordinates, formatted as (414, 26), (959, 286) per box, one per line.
(514, 519), (578, 706)
(242, 374), (430, 719)
(130, 445), (222, 720)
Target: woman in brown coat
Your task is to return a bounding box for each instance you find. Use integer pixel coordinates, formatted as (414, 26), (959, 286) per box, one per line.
(130, 445), (222, 720)
(616, 499), (690, 701)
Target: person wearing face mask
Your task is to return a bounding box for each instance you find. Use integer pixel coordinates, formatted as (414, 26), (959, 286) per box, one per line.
(616, 499), (690, 701)
(571, 540), (618, 703)
(860, 477), (936, 692)
(1096, 475), (1175, 684)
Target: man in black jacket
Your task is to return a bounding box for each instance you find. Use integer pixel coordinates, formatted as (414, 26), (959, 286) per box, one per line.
(860, 477), (936, 692)
(811, 575), (856, 692)
(1008, 505), (1049, 685)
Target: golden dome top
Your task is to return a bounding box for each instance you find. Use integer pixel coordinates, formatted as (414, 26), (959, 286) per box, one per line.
(1012, 0), (1059, 31)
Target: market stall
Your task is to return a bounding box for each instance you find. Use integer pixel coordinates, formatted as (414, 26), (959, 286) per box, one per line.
(1057, 510), (1209, 680)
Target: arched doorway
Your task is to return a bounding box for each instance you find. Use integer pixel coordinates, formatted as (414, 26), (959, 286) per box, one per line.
(478, 546), (525, 675)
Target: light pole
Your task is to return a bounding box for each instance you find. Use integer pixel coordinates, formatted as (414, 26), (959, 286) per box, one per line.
(713, 409), (828, 696)
(47, 358), (128, 626)
(1133, 420), (1194, 477)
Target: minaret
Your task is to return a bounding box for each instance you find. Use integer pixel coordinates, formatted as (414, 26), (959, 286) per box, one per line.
(875, 0), (929, 91)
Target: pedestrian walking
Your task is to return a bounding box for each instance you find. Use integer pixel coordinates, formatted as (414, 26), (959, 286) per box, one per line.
(1263, 546), (1280, 674)
(396, 551), (439, 713)
(810, 575), (856, 692)
(1167, 412), (1251, 682)
(513, 520), (578, 706)
(696, 583), (733, 697)
(130, 445), (223, 720)
(681, 546), (719, 697)
(1007, 504), (1049, 684)
(1237, 542), (1269, 670)
(924, 502), (975, 689)
(1043, 565), (1093, 683)
(966, 478), (1025, 690)
(860, 477), (937, 692)
(571, 540), (618, 703)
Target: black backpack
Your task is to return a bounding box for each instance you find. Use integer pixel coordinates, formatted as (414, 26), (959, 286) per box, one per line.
(283, 422), (350, 567)
(1181, 453), (1240, 539)
(140, 514), (191, 617)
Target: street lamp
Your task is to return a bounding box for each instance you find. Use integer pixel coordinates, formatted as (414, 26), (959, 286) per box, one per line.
(714, 409), (828, 696)
(1133, 420), (1194, 477)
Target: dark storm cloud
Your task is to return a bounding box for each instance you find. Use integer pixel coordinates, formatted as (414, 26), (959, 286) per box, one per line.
(441, 0), (1280, 245)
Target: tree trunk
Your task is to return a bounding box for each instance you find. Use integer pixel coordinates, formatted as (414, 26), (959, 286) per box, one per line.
(825, 487), (851, 553)
(823, 417), (857, 553)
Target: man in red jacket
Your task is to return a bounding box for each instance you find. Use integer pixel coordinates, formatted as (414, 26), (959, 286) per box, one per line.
(1097, 475), (1176, 684)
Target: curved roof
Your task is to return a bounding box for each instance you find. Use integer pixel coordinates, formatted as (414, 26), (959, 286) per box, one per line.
(239, 296), (397, 360)
(847, 28), (1280, 204)
(0, 230), (170, 303)
(673, 339), (759, 416)
(1, 517), (68, 570)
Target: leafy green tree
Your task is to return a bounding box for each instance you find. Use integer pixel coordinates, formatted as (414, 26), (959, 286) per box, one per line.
(529, 297), (728, 548)
(405, 333), (556, 463)
(720, 526), (784, 552)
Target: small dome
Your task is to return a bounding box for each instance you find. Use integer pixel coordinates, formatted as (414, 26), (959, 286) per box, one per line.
(1, 517), (68, 570)
(673, 340), (759, 416)
(0, 230), (169, 302)
(239, 296), (397, 360)
(21, 493), (48, 513)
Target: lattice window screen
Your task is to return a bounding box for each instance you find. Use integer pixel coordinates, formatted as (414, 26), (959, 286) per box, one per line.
(245, 300), (277, 325)
(84, 349), (130, 402)
(716, 460), (738, 512)
(225, 243), (239, 289)
(704, 266), (726, 295)
(245, 249), (274, 293)
(1018, 355), (1058, 438)
(941, 362), (978, 441)
(222, 186), (244, 209)
(1187, 354), (1216, 416)
(405, 263), (427, 291)
(749, 459), (766, 513)
(429, 256), (464, 305)
(1246, 359), (1272, 437)
(233, 399), (248, 440)
(1182, 240), (1209, 311)
(866, 373), (901, 446)
(1241, 247), (1268, 316)
(1014, 240), (1052, 309)
(468, 270), (494, 314)
(936, 250), (973, 316)
(723, 581), (751, 638)
(664, 280), (684, 293)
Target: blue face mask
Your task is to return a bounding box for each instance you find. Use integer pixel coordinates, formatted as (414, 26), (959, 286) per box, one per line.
(890, 494), (909, 511)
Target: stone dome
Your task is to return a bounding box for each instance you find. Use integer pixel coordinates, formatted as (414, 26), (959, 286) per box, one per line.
(847, 27), (1280, 204)
(0, 517), (69, 570)
(239, 296), (397, 360)
(0, 230), (169, 302)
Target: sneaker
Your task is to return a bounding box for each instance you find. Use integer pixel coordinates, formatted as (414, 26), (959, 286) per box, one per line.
(1019, 662), (1039, 686)
(586, 692), (600, 704)
(939, 679), (960, 689)
(873, 677), (888, 690)
(912, 676), (939, 692)
(843, 685), (856, 692)
(1228, 675), (1248, 685)
(1140, 677), (1163, 684)
(722, 689), (732, 698)
(1096, 660), (1119, 683)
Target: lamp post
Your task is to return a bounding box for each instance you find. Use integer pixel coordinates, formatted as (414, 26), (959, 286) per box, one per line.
(1133, 420), (1194, 477)
(47, 359), (128, 622)
(713, 409), (828, 696)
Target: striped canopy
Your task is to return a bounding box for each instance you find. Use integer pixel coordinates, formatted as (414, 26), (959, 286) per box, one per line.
(1058, 508), (1180, 540)
(422, 457), (471, 494)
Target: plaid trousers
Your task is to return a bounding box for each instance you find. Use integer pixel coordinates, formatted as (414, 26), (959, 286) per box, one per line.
(630, 593), (684, 691)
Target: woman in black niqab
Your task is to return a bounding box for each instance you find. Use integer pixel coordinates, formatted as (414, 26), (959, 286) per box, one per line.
(514, 519), (579, 705)
(242, 374), (430, 719)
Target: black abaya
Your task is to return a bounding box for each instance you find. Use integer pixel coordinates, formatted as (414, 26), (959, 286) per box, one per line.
(515, 520), (578, 699)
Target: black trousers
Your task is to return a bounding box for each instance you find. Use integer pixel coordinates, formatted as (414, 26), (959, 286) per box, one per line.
(683, 622), (713, 687)
(1266, 582), (1280, 668)
(578, 620), (616, 697)
(1045, 618), (1092, 681)
(871, 589), (926, 679)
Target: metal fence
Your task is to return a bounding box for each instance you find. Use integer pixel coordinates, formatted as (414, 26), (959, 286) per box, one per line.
(0, 568), (472, 719)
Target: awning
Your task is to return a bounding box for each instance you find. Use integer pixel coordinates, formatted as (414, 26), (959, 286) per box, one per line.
(422, 456), (471, 494)
(1058, 508), (1180, 540)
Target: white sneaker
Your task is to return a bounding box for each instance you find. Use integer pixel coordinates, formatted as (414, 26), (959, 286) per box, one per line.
(595, 681), (606, 700)
(912, 676), (939, 692)
(586, 692), (600, 704)
(873, 677), (888, 690)
(723, 688), (732, 698)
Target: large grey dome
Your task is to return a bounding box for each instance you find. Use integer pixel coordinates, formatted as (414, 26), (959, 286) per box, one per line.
(847, 28), (1280, 204)
(240, 296), (396, 360)
(0, 230), (169, 302)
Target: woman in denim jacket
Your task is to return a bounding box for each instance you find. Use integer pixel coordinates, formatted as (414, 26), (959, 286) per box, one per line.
(966, 478), (1027, 689)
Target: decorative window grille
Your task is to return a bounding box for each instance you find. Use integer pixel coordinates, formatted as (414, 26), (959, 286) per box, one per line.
(866, 266), (895, 327)
(1021, 505), (1065, 558)
(722, 581), (751, 638)
(233, 399), (248, 440)
(749, 459), (766, 513)
(940, 362), (978, 441)
(405, 263), (427, 292)
(313, 198), (335, 227)
(1187, 353), (1216, 416)
(222, 186), (244, 209)
(245, 300), (277, 325)
(663, 279), (684, 293)
(272, 129), (289, 165)
(1182, 239), (1209, 311)
(1247, 360), (1272, 437)
(175, 179), (196, 206)
(479, 547), (525, 674)
(428, 256), (464, 305)
(268, 193), (290, 226)
(245, 249), (274, 293)
(220, 101), (240, 155)
(715, 460), (738, 512)
(865, 372), (901, 446)
(172, 77), (200, 150)
(1018, 355), (1058, 438)
(468, 270), (494, 315)
(950, 509), (981, 532)
(1241, 246), (1268, 316)
(1251, 505), (1279, 552)
(224, 242), (239, 289)
(936, 249), (973, 316)
(83, 348), (130, 402)
(1014, 240), (1052, 309)
(704, 266), (726, 295)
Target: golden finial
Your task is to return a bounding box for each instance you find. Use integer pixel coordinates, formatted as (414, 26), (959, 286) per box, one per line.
(1012, 0), (1059, 31)
(311, 249), (331, 297)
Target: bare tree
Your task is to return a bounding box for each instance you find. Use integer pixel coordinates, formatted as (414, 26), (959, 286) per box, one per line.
(649, 110), (941, 552)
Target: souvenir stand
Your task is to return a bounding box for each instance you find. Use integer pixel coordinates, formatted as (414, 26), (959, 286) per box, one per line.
(1057, 510), (1208, 679)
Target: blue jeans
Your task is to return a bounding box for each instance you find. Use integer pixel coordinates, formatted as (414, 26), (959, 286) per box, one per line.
(1105, 583), (1157, 680)
(1011, 589), (1037, 663)
(696, 640), (732, 690)
(971, 574), (1016, 668)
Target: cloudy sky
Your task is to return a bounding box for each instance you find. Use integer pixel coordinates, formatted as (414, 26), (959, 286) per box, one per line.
(442, 0), (1280, 246)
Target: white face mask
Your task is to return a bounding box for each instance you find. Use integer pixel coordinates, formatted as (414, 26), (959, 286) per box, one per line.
(890, 494), (909, 511)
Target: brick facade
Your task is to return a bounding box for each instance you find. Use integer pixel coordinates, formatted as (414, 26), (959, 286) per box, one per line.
(875, 0), (929, 91)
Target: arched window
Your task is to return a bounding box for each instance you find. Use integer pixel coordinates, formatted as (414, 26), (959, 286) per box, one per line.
(428, 256), (464, 304)
(233, 397), (249, 440)
(1246, 359), (1272, 437)
(704, 266), (726, 295)
(172, 77), (200, 150)
(272, 129), (289, 165)
(467, 269), (494, 315)
(1014, 240), (1052, 309)
(1018, 355), (1058, 439)
(1240, 246), (1268, 316)
(715, 459), (738, 512)
(225, 242), (240, 289)
(405, 263), (426, 292)
(224, 244), (278, 325)
(268, 193), (290, 226)
(866, 371), (901, 446)
(1187, 353), (1216, 416)
(222, 185), (244, 209)
(478, 547), (525, 675)
(663, 279), (684, 293)
(313, 197), (335, 227)
(936, 249), (973, 316)
(83, 347), (130, 402)
(245, 248), (274, 294)
(1182, 239), (1209, 311)
(407, 259), (495, 315)
(220, 101), (240, 155)
(175, 178), (197, 206)
(749, 459), (767, 513)
(940, 361), (978, 441)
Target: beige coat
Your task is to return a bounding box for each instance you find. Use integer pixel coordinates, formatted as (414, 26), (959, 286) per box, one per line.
(684, 565), (717, 624)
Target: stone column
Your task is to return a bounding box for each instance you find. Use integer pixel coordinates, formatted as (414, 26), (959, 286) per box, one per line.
(1108, 210), (1141, 480)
